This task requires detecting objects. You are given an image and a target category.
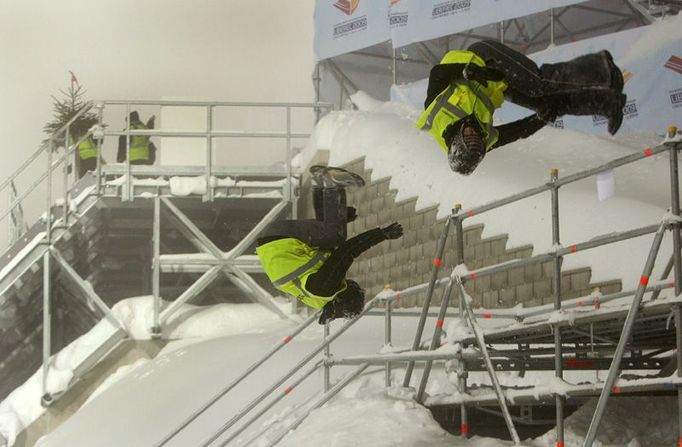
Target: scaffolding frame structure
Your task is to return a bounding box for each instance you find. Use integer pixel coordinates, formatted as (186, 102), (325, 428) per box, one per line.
(0, 99), (333, 411)
(154, 132), (681, 446)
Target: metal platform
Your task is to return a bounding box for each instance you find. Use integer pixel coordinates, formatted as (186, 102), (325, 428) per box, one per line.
(0, 99), (331, 409)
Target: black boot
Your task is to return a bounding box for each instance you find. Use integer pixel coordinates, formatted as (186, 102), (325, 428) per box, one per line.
(536, 90), (627, 135)
(539, 50), (623, 93)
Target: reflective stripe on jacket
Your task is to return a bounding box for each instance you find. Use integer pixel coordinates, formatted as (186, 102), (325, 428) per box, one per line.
(77, 136), (97, 160)
(129, 122), (149, 161)
(256, 237), (347, 310)
(416, 50), (507, 151)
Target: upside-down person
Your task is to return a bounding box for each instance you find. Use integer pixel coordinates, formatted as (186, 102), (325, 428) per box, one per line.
(417, 39), (626, 175)
(256, 165), (403, 324)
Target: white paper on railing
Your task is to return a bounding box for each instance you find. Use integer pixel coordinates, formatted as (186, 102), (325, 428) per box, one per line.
(597, 170), (615, 201)
(314, 0), (390, 61)
(391, 0), (589, 48)
(390, 17), (682, 136)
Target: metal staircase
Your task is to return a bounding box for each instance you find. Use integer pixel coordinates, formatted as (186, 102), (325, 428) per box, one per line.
(0, 99), (332, 414)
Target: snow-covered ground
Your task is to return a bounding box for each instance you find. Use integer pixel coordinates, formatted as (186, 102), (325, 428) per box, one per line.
(1, 95), (679, 446)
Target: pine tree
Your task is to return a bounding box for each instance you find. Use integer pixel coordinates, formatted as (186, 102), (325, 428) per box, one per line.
(43, 73), (98, 149)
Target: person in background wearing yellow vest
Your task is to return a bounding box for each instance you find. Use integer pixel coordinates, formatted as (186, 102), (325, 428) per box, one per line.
(256, 165), (404, 324)
(68, 119), (104, 179)
(75, 133), (99, 178)
(117, 111), (155, 165)
(418, 40), (626, 175)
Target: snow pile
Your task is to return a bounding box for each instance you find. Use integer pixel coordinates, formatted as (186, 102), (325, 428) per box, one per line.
(535, 396), (678, 446)
(302, 95), (673, 288)
(0, 319), (119, 445)
(111, 295), (294, 339)
(275, 377), (510, 447)
(0, 296), (295, 445)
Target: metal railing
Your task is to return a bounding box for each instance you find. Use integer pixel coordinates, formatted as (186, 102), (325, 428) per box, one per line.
(151, 133), (681, 446)
(0, 99), (333, 419)
(0, 99), (334, 251)
(402, 134), (682, 447)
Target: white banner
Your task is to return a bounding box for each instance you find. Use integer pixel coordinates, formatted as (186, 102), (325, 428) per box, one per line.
(392, 0), (590, 48)
(314, 0), (390, 61)
(391, 18), (682, 136)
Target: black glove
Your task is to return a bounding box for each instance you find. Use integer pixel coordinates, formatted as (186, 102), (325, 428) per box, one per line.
(381, 222), (403, 240)
(346, 206), (358, 223)
(463, 63), (505, 87)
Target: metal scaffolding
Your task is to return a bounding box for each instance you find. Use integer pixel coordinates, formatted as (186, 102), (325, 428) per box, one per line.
(151, 133), (681, 446)
(0, 99), (333, 410)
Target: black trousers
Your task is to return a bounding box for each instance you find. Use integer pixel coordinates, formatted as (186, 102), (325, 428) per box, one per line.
(78, 157), (97, 179)
(258, 187), (386, 297)
(468, 40), (616, 116)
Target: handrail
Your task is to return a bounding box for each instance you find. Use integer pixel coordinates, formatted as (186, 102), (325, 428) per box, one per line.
(0, 102), (94, 195)
(155, 311), (320, 446)
(195, 299), (379, 447)
(457, 143), (671, 221)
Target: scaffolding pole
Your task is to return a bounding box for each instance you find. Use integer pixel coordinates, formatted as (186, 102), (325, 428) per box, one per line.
(456, 276), (521, 445)
(152, 196), (161, 336)
(416, 277), (455, 402)
(550, 168), (565, 447)
(403, 216), (452, 387)
(41, 252), (52, 405)
(667, 137), (681, 297)
(583, 222), (668, 446)
(673, 304), (682, 445)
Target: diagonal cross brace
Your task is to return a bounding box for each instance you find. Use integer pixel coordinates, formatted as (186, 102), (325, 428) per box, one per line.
(455, 274), (521, 445)
(158, 197), (287, 323)
(49, 247), (126, 332)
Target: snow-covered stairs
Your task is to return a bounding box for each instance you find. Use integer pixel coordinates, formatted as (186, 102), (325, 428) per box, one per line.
(303, 156), (622, 310)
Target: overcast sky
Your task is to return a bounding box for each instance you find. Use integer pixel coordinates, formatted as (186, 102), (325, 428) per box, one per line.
(0, 0), (315, 179)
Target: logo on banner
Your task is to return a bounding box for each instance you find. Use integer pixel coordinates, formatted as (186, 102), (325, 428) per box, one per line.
(623, 99), (638, 119)
(592, 100), (638, 126)
(332, 0), (367, 38)
(670, 88), (682, 109)
(333, 0), (360, 16)
(432, 0), (471, 19)
(389, 0), (406, 28)
(664, 55), (682, 75)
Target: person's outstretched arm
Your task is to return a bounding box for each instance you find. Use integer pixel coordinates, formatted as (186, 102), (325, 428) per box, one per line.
(491, 114), (547, 150)
(306, 224), (403, 297)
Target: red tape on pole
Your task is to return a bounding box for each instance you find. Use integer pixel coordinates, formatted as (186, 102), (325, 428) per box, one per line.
(639, 276), (649, 286)
(284, 386), (293, 395)
(644, 147), (653, 157)
(434, 258), (442, 267)
(471, 272), (476, 281)
(570, 245), (577, 253)
(283, 336), (292, 344)
(436, 319), (444, 328)
(483, 313), (492, 319)
(612, 386), (621, 394)
(467, 210), (475, 217)
(460, 423), (469, 434)
(557, 441), (565, 447)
